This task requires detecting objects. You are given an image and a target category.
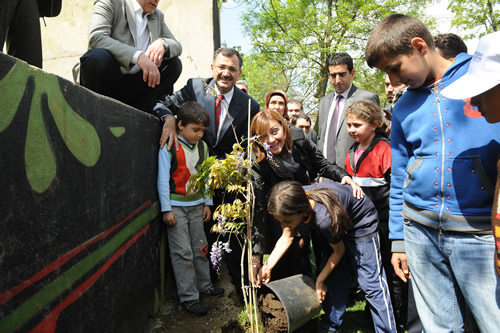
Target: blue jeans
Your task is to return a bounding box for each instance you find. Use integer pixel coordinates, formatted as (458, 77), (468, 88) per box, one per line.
(320, 233), (397, 332)
(404, 220), (500, 332)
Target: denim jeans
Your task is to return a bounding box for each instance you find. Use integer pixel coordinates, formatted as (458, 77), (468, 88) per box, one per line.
(404, 220), (500, 332)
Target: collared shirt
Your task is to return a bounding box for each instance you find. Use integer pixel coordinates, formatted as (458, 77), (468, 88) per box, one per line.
(323, 85), (352, 155)
(121, 0), (152, 74)
(214, 86), (234, 142)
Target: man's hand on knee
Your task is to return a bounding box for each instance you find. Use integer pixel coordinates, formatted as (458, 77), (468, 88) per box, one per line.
(138, 53), (160, 88)
(145, 40), (166, 67)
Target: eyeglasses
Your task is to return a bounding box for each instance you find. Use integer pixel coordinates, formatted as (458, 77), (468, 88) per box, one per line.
(214, 65), (240, 73)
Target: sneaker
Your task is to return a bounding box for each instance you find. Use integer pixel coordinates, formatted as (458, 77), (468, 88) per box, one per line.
(182, 300), (207, 316)
(200, 285), (224, 298)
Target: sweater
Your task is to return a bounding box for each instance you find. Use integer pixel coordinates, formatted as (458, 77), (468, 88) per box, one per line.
(157, 136), (212, 212)
(389, 53), (500, 252)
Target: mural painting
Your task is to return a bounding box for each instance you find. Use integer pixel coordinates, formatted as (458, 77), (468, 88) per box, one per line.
(0, 53), (166, 332)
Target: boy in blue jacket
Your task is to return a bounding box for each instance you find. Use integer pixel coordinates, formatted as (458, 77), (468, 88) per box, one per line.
(365, 14), (500, 332)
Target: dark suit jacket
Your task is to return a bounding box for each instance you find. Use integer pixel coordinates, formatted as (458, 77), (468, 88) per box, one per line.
(152, 78), (260, 158)
(317, 84), (380, 168)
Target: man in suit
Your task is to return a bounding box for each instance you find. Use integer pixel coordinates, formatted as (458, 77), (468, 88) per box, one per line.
(153, 47), (260, 157)
(292, 113), (318, 144)
(74, 0), (182, 111)
(153, 47), (260, 290)
(317, 52), (380, 169)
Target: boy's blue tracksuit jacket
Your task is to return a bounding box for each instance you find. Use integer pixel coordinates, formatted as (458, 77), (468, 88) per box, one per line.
(389, 53), (500, 252)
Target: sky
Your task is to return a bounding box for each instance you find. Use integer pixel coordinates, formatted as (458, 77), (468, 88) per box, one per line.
(219, 0), (480, 54)
(220, 0), (252, 53)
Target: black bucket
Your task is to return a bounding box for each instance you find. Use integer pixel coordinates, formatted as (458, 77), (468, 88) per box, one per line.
(262, 274), (321, 332)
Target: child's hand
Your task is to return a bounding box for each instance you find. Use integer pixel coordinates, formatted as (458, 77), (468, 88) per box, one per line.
(392, 252), (411, 283)
(251, 255), (262, 287)
(341, 176), (365, 199)
(259, 262), (272, 286)
(202, 206), (212, 223)
(163, 211), (176, 226)
(315, 280), (327, 303)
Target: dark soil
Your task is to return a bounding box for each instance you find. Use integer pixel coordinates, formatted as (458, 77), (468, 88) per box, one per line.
(259, 292), (288, 332)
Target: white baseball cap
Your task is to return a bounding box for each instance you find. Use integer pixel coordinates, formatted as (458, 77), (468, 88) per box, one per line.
(441, 31), (500, 99)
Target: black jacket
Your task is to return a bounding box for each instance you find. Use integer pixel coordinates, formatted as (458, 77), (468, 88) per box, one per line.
(252, 126), (349, 254)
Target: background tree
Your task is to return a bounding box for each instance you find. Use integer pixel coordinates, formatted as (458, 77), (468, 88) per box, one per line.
(238, 0), (437, 115)
(448, 0), (499, 40)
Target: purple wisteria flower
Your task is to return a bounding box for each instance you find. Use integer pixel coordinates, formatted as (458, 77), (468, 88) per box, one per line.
(235, 151), (247, 174)
(249, 135), (259, 143)
(216, 215), (229, 235)
(223, 242), (232, 254)
(210, 241), (232, 276)
(263, 142), (273, 160)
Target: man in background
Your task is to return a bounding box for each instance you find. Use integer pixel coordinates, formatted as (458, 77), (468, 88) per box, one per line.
(292, 113), (317, 144)
(434, 33), (468, 60)
(382, 74), (407, 122)
(317, 52), (380, 168)
(287, 98), (302, 121)
(0, 0), (62, 68)
(75, 0), (182, 111)
(235, 80), (249, 94)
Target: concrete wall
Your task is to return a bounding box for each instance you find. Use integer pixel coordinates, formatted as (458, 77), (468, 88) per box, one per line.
(41, 0), (218, 89)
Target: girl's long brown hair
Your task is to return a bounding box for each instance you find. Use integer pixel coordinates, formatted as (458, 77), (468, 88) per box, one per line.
(267, 181), (352, 237)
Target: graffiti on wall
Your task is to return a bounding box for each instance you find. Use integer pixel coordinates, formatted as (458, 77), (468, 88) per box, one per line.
(0, 55), (164, 333)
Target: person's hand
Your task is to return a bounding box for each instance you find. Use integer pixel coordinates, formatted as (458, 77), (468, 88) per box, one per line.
(259, 261), (272, 286)
(145, 39), (166, 67)
(392, 252), (411, 283)
(160, 115), (179, 150)
(163, 211), (176, 226)
(251, 255), (262, 287)
(340, 176), (365, 199)
(202, 206), (212, 222)
(137, 53), (160, 88)
(315, 279), (327, 303)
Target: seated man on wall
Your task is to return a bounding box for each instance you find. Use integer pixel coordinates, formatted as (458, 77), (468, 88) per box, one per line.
(73, 0), (182, 111)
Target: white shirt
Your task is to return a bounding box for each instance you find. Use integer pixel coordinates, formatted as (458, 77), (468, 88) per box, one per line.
(322, 85), (351, 155)
(214, 87), (234, 142)
(121, 0), (152, 74)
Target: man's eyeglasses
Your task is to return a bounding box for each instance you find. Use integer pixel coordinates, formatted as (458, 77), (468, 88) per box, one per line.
(214, 65), (240, 73)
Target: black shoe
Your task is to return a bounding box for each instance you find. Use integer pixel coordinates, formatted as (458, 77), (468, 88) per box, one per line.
(182, 300), (207, 316)
(200, 285), (224, 298)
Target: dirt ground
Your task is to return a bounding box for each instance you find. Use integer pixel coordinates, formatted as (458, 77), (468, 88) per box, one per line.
(151, 294), (244, 333)
(149, 265), (320, 333)
(150, 265), (245, 333)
